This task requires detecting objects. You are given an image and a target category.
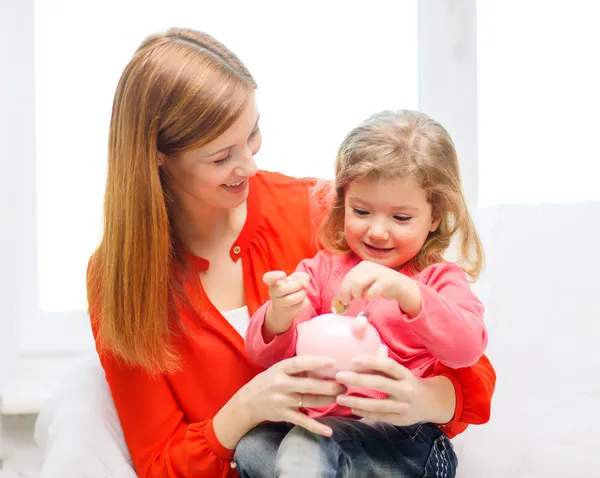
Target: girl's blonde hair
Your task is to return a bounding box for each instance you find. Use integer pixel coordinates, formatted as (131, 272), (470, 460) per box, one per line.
(87, 28), (256, 373)
(320, 109), (484, 280)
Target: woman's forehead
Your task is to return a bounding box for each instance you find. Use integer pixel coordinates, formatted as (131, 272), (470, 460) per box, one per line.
(195, 96), (260, 157)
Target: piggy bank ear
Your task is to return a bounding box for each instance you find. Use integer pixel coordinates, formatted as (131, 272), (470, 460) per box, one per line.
(350, 315), (368, 339)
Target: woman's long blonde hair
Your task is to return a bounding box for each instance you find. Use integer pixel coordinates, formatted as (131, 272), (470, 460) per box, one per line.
(320, 110), (484, 280)
(87, 28), (256, 373)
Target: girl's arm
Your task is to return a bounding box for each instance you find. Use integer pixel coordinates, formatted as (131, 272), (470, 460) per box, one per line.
(245, 251), (331, 368)
(394, 262), (488, 368)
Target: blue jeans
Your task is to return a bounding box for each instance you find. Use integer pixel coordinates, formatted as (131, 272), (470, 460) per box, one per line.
(233, 417), (457, 477)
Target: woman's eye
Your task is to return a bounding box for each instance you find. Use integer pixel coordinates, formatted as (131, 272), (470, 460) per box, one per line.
(352, 208), (369, 216)
(214, 154), (231, 165)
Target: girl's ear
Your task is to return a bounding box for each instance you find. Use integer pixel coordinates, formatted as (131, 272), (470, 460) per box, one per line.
(430, 210), (442, 232)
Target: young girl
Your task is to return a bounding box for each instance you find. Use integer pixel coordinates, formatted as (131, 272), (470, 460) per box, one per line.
(237, 109), (487, 477)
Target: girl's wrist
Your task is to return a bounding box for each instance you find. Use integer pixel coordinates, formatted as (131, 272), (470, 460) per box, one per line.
(263, 304), (288, 340)
(395, 275), (422, 317)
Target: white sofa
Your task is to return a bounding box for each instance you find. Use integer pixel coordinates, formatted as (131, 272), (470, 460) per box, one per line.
(453, 201), (600, 477)
(35, 202), (600, 477)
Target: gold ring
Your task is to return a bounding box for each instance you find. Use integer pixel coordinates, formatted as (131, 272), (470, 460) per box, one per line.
(298, 393), (304, 409)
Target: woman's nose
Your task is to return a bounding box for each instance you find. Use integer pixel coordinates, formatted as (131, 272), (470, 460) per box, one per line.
(235, 148), (258, 177)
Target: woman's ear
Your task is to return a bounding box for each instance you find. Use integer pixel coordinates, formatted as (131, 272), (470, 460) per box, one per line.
(157, 152), (167, 167)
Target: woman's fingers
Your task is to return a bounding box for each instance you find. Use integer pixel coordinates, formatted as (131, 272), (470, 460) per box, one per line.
(335, 394), (406, 414)
(280, 356), (346, 395)
(281, 355), (336, 375)
(284, 409), (333, 437)
(336, 363), (415, 403)
(284, 389), (338, 410)
(288, 376), (346, 396)
(351, 355), (412, 381)
(300, 393), (339, 409)
(346, 409), (403, 425)
(335, 371), (398, 395)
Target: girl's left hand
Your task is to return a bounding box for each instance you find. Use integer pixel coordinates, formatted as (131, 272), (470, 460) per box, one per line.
(334, 355), (455, 426)
(337, 261), (405, 305)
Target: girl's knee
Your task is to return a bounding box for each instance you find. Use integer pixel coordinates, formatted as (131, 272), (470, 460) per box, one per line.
(234, 423), (288, 477)
(233, 429), (263, 474)
(276, 426), (340, 477)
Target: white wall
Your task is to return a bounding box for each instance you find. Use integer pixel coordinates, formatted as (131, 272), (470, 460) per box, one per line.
(477, 0), (600, 207)
(0, 0), (23, 413)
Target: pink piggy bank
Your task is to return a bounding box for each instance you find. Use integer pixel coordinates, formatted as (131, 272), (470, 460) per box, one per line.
(296, 313), (388, 379)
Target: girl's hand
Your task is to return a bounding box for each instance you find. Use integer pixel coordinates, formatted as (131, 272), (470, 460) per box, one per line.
(239, 355), (346, 437)
(337, 261), (406, 305)
(334, 355), (456, 426)
(263, 271), (310, 335)
(336, 261), (422, 317)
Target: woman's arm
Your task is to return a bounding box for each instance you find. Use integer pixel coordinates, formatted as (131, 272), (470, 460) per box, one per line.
(97, 349), (241, 478)
(432, 354), (496, 437)
(416, 375), (457, 424)
(98, 345), (347, 477)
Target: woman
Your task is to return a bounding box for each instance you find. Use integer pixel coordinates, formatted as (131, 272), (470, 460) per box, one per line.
(86, 27), (495, 477)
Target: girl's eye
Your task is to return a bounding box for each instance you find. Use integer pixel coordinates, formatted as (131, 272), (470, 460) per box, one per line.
(394, 215), (412, 222)
(249, 127), (261, 138)
(352, 208), (369, 216)
(214, 154), (231, 166)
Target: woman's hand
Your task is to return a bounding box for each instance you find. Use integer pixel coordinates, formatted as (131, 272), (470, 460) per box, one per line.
(239, 355), (346, 437)
(263, 271), (310, 336)
(334, 356), (456, 426)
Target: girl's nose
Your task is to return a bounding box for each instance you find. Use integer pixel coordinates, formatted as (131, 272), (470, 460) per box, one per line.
(368, 221), (390, 241)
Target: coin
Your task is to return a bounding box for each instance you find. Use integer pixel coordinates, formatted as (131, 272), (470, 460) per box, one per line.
(331, 298), (349, 315)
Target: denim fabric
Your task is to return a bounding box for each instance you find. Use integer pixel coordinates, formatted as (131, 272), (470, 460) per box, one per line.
(234, 417), (457, 478)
